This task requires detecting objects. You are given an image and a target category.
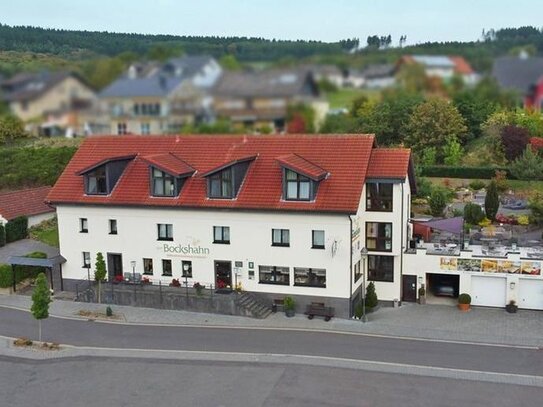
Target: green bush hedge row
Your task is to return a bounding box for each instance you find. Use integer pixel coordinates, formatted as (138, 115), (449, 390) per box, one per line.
(0, 251), (47, 288)
(5, 216), (28, 243)
(420, 166), (515, 180)
(0, 224), (5, 247)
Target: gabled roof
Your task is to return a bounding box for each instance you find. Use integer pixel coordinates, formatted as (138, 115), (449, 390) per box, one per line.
(449, 56), (474, 75)
(276, 154), (328, 181)
(99, 76), (183, 98)
(2, 71), (89, 102)
(0, 186), (54, 221)
(141, 153), (195, 177)
(47, 134), (382, 214)
(366, 148), (416, 193)
(360, 64), (396, 79)
(492, 56), (543, 94)
(213, 68), (319, 98)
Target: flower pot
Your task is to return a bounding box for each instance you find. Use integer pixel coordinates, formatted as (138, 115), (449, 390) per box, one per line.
(285, 309), (295, 318)
(418, 296), (426, 305)
(505, 304), (518, 313)
(458, 303), (470, 312)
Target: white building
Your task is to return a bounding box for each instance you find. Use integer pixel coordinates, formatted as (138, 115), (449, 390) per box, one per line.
(47, 134), (415, 318)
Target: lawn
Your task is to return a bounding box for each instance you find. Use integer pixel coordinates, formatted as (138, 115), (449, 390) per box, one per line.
(326, 88), (380, 110)
(29, 217), (59, 247)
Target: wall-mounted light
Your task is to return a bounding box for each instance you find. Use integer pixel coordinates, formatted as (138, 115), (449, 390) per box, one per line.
(418, 276), (423, 284)
(510, 282), (516, 290)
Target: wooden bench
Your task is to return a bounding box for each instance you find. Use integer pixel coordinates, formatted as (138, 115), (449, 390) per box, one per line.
(305, 302), (334, 321)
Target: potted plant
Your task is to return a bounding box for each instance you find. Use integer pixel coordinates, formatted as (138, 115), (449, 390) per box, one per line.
(170, 278), (181, 287)
(458, 293), (471, 311)
(284, 296), (296, 317)
(505, 300), (518, 313)
(141, 276), (151, 285)
(418, 286), (426, 305)
(193, 282), (204, 296)
(113, 275), (123, 284)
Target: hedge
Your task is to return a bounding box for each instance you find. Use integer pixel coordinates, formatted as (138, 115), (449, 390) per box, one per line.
(0, 251), (47, 288)
(5, 216), (28, 243)
(420, 166), (515, 180)
(0, 224), (5, 247)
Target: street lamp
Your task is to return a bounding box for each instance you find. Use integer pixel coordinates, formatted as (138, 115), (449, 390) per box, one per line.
(130, 260), (137, 300)
(360, 247), (368, 323)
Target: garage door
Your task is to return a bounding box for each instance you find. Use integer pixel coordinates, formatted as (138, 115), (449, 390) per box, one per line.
(471, 276), (506, 307)
(518, 279), (543, 310)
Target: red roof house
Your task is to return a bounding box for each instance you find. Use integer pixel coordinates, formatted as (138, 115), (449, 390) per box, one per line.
(0, 186), (55, 226)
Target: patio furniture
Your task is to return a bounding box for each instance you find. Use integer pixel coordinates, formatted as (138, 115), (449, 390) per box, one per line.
(305, 302), (334, 321)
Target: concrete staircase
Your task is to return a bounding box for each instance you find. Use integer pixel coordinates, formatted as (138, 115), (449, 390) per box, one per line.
(236, 292), (272, 319)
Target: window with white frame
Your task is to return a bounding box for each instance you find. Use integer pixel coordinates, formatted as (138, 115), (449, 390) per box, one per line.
(312, 230), (325, 249)
(272, 229), (290, 247)
(213, 226), (230, 244)
(366, 222), (392, 252)
(157, 224), (173, 241)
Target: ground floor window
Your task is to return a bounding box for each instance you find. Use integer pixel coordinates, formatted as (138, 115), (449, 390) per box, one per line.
(354, 260), (361, 282)
(259, 265), (290, 285)
(294, 267), (326, 287)
(162, 259), (172, 276)
(143, 258), (153, 275)
(368, 255), (394, 282)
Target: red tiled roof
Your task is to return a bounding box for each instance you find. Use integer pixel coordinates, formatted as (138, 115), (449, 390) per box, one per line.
(530, 137), (543, 150)
(276, 153), (328, 181)
(450, 56), (474, 75)
(0, 186), (54, 221)
(141, 153), (195, 177)
(366, 148), (411, 179)
(46, 134), (411, 214)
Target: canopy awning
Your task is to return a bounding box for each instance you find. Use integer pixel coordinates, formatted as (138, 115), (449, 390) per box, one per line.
(7, 255), (66, 268)
(413, 216), (463, 235)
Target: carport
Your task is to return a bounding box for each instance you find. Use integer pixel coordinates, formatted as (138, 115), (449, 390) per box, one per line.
(7, 255), (66, 292)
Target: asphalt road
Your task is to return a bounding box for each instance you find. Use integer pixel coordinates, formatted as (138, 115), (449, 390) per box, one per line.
(1, 306), (543, 378)
(1, 356), (542, 407)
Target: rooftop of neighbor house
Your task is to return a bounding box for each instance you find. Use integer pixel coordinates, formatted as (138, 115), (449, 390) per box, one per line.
(399, 55), (474, 74)
(46, 134), (414, 214)
(492, 55), (543, 93)
(0, 186), (54, 221)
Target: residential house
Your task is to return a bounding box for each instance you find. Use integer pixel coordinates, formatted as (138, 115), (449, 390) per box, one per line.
(492, 54), (543, 109)
(212, 68), (328, 132)
(0, 186), (55, 227)
(47, 134), (414, 318)
(397, 55), (478, 85)
(359, 64), (396, 89)
(307, 64), (346, 88)
(99, 55), (222, 135)
(0, 71), (96, 135)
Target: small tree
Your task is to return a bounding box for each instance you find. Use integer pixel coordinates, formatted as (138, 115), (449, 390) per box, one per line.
(31, 273), (51, 342)
(429, 189), (447, 217)
(500, 125), (529, 161)
(485, 180), (500, 221)
(94, 252), (107, 304)
(464, 203), (485, 225)
(365, 282), (378, 309)
(443, 137), (463, 165)
(510, 146), (543, 180)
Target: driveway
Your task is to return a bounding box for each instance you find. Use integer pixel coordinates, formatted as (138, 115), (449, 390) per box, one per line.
(0, 239), (59, 263)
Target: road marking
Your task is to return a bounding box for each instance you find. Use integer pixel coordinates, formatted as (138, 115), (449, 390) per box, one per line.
(0, 303), (540, 350)
(0, 334), (541, 387)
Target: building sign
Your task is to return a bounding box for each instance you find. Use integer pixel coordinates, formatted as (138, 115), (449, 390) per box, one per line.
(439, 257), (540, 276)
(160, 242), (210, 258)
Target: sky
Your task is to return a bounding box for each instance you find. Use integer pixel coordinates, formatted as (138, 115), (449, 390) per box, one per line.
(2, 0), (543, 45)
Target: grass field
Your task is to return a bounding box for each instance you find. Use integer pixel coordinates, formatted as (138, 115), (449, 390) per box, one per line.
(326, 88), (380, 109)
(29, 217), (59, 248)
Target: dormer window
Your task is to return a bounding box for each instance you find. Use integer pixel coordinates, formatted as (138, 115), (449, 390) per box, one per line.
(79, 156), (134, 196)
(87, 166), (107, 195)
(209, 168), (233, 198)
(151, 168), (179, 197)
(285, 169), (311, 200)
(202, 155), (256, 200)
(277, 154), (328, 202)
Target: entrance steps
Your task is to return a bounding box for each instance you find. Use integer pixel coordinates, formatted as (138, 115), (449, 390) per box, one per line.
(235, 291), (273, 319)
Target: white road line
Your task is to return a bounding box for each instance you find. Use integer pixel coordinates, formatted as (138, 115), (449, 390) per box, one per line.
(0, 304), (539, 350)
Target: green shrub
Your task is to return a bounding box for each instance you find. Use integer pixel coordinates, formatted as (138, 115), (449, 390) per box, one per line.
(5, 216), (28, 243)
(365, 282), (378, 309)
(283, 296), (295, 311)
(468, 180), (486, 190)
(0, 264), (12, 288)
(0, 224), (5, 247)
(464, 203), (485, 224)
(420, 166), (513, 180)
(106, 306), (113, 317)
(458, 293), (471, 304)
(429, 189), (447, 217)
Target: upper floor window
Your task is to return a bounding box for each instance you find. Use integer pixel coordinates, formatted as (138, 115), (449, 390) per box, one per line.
(272, 229), (290, 247)
(117, 122), (127, 135)
(366, 182), (393, 212)
(213, 226), (230, 244)
(285, 169), (311, 201)
(368, 255), (394, 282)
(209, 167), (233, 198)
(366, 222), (392, 252)
(152, 168), (178, 197)
(312, 230), (325, 249)
(86, 167), (107, 195)
(141, 123), (151, 135)
(157, 223), (173, 241)
(80, 218), (88, 233)
(109, 219), (118, 235)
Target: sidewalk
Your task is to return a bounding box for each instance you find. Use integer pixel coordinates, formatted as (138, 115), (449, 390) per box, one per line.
(1, 294), (542, 348)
